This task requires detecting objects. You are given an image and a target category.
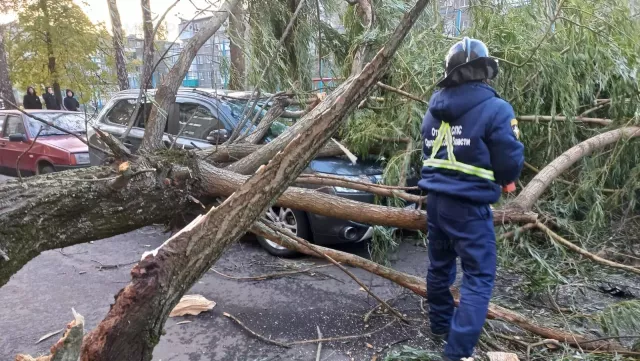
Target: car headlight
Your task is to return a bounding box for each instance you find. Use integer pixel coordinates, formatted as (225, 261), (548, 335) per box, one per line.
(73, 152), (90, 165)
(333, 175), (369, 193)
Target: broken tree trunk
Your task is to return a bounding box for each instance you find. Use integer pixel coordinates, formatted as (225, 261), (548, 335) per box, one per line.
(0, 147), (535, 288)
(512, 127), (640, 211)
(16, 309), (84, 361)
(251, 222), (626, 351)
(80, 2), (432, 360)
(0, 160), (196, 287)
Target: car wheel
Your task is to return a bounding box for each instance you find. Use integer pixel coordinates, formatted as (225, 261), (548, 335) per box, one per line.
(257, 207), (310, 257)
(38, 164), (55, 175)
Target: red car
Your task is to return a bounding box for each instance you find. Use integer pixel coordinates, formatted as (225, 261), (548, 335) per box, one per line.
(0, 110), (90, 175)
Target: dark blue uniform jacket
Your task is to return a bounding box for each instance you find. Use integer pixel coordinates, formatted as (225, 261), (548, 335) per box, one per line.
(418, 82), (524, 204)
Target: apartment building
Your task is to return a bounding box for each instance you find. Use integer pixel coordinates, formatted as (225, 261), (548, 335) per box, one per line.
(177, 17), (230, 88)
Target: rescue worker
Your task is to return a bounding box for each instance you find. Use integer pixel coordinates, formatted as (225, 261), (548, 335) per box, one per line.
(419, 37), (524, 361)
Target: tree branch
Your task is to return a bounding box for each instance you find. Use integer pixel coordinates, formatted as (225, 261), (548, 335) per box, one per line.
(140, 0), (239, 151)
(512, 127), (640, 211)
(535, 221), (640, 276)
(262, 220), (410, 323)
(518, 115), (612, 126)
(249, 221), (626, 352)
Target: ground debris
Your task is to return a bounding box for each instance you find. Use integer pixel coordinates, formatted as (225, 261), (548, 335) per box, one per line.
(486, 353), (519, 361)
(169, 294), (216, 317)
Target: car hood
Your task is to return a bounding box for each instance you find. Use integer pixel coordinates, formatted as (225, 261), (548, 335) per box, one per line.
(37, 135), (88, 153)
(309, 157), (384, 176)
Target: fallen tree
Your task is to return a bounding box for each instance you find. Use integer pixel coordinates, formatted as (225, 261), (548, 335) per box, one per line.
(3, 0), (640, 359)
(78, 1), (434, 359)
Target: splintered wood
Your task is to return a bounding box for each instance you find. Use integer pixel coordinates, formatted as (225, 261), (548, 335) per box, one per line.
(486, 352), (520, 361)
(15, 309), (84, 361)
(169, 294), (216, 317)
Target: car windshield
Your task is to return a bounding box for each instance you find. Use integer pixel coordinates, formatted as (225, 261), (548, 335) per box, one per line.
(26, 113), (86, 137)
(225, 99), (291, 142)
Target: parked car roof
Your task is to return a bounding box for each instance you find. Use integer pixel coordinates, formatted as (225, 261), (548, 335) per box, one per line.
(111, 88), (275, 101)
(0, 109), (82, 114)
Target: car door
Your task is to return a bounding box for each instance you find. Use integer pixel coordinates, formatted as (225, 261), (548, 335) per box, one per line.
(1, 114), (30, 174)
(99, 98), (171, 152)
(169, 99), (227, 149)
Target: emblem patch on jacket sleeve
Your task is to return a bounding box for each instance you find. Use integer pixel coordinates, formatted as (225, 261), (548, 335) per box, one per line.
(510, 119), (520, 140)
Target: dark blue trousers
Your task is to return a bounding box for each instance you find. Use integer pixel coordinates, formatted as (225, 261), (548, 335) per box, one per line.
(426, 192), (496, 361)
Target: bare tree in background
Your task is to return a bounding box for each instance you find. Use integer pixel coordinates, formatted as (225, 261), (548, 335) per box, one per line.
(0, 25), (16, 107)
(108, 0), (130, 90)
(229, 0), (246, 89)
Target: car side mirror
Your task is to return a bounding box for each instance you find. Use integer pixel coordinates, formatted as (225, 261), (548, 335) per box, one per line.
(207, 129), (229, 145)
(9, 134), (27, 142)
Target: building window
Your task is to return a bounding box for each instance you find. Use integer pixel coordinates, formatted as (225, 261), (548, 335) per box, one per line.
(199, 72), (205, 80)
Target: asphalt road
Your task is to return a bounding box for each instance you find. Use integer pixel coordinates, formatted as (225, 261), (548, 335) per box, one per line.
(0, 221), (435, 360)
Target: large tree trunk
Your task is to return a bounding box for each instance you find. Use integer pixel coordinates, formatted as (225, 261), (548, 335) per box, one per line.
(0, 25), (16, 108)
(200, 163), (536, 230)
(140, 0), (240, 151)
(0, 161), (194, 287)
(228, 0), (246, 90)
(108, 0), (130, 91)
(81, 2), (431, 359)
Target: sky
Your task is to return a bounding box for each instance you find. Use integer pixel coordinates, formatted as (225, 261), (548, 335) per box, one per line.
(1, 0), (220, 38)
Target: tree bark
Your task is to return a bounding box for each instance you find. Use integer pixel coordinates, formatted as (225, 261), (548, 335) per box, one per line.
(81, 2), (431, 359)
(108, 0), (130, 91)
(0, 161), (194, 287)
(228, 0), (246, 90)
(140, 0), (154, 90)
(512, 127), (640, 211)
(198, 140), (345, 163)
(201, 162), (536, 229)
(350, 0), (374, 74)
(140, 0), (239, 152)
(0, 25), (16, 108)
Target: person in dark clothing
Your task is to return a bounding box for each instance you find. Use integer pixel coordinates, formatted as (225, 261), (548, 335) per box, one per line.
(23, 87), (42, 109)
(43, 86), (61, 110)
(419, 37), (524, 361)
(63, 89), (80, 111)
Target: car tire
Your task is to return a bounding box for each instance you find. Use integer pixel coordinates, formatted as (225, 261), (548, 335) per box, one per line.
(38, 164), (55, 175)
(257, 207), (310, 257)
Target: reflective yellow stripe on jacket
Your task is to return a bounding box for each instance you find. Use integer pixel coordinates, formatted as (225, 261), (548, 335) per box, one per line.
(423, 122), (495, 181)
